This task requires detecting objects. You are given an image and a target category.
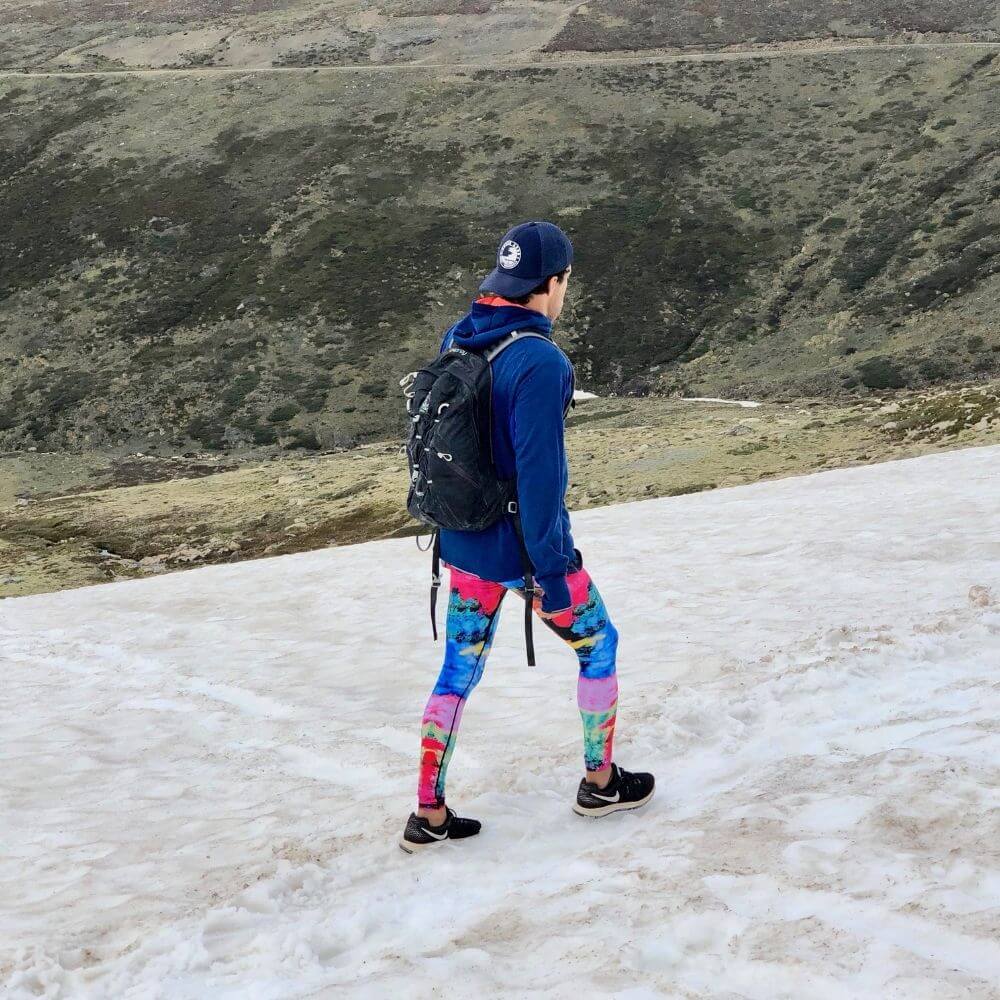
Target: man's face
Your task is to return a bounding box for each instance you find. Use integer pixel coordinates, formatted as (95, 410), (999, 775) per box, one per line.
(548, 267), (571, 321)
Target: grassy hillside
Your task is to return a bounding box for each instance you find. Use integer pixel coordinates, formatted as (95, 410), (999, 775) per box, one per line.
(546, 2), (1000, 53)
(2, 1), (998, 71)
(1, 46), (998, 454)
(4, 382), (998, 598)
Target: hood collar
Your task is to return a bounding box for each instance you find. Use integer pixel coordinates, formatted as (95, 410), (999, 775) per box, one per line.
(447, 297), (553, 352)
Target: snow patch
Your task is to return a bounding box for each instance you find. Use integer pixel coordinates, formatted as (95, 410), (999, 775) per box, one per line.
(682, 396), (762, 408)
(2, 447), (999, 997)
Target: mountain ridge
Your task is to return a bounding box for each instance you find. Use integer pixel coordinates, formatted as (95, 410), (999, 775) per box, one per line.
(2, 0), (999, 72)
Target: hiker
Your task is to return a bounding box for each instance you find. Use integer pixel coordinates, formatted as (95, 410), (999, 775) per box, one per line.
(400, 221), (654, 853)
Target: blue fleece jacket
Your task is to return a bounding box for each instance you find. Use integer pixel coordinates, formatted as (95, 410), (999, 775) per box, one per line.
(437, 298), (577, 613)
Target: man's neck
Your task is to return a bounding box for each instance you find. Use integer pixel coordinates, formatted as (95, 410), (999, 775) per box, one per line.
(477, 294), (550, 319)
(477, 294), (527, 309)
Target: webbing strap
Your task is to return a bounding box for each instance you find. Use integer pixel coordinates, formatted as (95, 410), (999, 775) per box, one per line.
(522, 574), (536, 668)
(483, 330), (551, 364)
(430, 530), (442, 642)
(509, 507), (537, 668)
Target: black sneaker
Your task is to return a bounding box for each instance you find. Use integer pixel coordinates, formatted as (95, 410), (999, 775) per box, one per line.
(399, 807), (482, 853)
(574, 763), (655, 817)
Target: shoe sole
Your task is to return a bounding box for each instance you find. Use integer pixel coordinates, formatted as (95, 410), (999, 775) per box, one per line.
(398, 837), (448, 854)
(573, 787), (655, 817)
(399, 834), (483, 853)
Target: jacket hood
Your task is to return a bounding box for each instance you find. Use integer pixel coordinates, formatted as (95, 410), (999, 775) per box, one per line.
(446, 298), (553, 352)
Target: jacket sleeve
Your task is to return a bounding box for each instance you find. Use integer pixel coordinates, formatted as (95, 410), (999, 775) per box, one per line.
(510, 345), (574, 613)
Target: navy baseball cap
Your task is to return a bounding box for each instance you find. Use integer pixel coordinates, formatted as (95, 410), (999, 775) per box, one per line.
(480, 220), (574, 297)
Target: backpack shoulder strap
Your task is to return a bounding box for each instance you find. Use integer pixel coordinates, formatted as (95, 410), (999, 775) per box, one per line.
(483, 330), (551, 364)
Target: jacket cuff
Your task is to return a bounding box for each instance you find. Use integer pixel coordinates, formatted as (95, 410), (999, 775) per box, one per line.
(536, 573), (572, 614)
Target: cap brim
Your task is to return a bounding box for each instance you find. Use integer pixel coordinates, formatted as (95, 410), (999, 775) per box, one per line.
(479, 267), (544, 297)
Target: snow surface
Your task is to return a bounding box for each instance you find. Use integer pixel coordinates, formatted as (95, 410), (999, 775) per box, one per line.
(3, 446), (1000, 1000)
(681, 397), (762, 408)
(573, 389), (599, 401)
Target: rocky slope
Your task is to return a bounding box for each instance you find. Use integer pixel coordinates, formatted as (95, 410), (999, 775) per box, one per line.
(3, 382), (999, 598)
(1, 44), (998, 454)
(546, 2), (1000, 54)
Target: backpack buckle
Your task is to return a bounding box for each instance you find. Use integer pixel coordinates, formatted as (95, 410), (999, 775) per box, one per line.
(507, 501), (519, 515)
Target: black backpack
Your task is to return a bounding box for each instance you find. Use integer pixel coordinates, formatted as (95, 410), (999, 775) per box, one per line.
(401, 330), (550, 665)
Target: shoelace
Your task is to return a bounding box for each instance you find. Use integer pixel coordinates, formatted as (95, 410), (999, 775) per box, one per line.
(615, 768), (643, 797)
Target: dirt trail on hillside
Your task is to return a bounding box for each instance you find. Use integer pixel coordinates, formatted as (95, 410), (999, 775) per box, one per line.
(3, 38), (998, 79)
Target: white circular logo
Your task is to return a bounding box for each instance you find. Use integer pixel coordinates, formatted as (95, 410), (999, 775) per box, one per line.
(498, 240), (522, 270)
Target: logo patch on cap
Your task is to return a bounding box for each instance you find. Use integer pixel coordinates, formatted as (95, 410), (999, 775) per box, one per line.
(498, 240), (522, 270)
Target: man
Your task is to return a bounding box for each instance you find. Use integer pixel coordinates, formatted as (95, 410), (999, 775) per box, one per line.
(401, 221), (654, 853)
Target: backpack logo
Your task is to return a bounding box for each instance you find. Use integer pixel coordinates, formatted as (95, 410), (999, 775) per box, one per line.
(498, 240), (522, 270)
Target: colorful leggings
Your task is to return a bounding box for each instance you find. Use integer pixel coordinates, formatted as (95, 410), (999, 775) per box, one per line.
(418, 565), (619, 809)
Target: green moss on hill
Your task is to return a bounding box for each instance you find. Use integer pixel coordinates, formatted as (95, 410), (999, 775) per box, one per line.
(0, 47), (997, 454)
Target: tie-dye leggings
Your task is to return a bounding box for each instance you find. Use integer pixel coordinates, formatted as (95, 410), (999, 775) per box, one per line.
(418, 565), (619, 809)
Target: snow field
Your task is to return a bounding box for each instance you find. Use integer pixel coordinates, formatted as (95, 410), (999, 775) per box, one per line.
(2, 447), (999, 998)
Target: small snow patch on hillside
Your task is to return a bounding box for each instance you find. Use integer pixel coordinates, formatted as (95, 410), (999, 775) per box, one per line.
(682, 396), (761, 408)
